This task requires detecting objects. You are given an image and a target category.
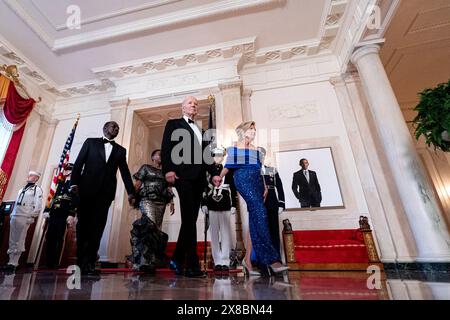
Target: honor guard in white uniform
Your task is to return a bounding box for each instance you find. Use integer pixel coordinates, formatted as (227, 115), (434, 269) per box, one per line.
(202, 147), (238, 273)
(4, 171), (43, 272)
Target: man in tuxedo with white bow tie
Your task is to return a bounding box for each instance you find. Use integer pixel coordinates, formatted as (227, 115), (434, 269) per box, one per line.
(292, 158), (322, 208)
(71, 121), (135, 275)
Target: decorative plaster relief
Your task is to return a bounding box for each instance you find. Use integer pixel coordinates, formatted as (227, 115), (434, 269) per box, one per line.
(268, 102), (323, 128)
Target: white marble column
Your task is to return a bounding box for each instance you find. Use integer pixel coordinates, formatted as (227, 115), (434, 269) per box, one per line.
(241, 88), (253, 122)
(330, 75), (397, 262)
(217, 81), (244, 146)
(27, 113), (59, 264)
(351, 44), (450, 262)
(105, 100), (132, 262)
(217, 80), (245, 259)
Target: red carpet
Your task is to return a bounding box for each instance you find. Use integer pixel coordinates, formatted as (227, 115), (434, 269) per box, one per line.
(292, 229), (370, 263)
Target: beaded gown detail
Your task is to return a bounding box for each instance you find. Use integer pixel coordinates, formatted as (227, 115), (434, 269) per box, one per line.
(224, 147), (281, 267)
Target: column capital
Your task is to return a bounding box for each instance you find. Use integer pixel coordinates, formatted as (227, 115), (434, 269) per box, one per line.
(343, 71), (361, 84)
(39, 113), (59, 126)
(351, 44), (381, 65)
(329, 75), (346, 87)
(242, 87), (252, 98)
(218, 80), (242, 91)
(109, 97), (131, 110)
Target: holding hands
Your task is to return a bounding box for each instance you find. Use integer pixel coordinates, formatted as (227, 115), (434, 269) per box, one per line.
(128, 194), (136, 206)
(165, 171), (179, 185)
(212, 175), (222, 187)
(66, 216), (75, 227)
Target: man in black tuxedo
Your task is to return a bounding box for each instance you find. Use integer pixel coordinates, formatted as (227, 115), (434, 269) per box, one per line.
(161, 96), (211, 278)
(292, 158), (322, 208)
(71, 121), (135, 275)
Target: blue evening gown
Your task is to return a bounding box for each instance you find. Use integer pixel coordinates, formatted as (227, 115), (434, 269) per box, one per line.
(224, 147), (281, 268)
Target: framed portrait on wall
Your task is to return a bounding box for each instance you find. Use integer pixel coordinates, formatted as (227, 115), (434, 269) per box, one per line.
(274, 147), (344, 210)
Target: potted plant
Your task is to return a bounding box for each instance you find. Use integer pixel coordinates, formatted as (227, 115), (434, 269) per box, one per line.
(413, 79), (450, 152)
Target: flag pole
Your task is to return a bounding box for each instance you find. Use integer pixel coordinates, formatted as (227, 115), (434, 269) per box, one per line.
(33, 219), (48, 269)
(204, 212), (209, 275)
(35, 114), (80, 269)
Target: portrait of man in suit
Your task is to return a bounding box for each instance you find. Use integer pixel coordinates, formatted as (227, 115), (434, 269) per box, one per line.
(71, 121), (135, 275)
(291, 158), (322, 208)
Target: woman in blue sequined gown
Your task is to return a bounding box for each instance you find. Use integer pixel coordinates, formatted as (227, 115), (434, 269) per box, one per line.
(212, 121), (288, 275)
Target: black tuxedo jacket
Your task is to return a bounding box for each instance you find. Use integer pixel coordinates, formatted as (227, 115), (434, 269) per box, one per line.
(161, 118), (211, 181)
(71, 138), (134, 202)
(291, 169), (322, 204)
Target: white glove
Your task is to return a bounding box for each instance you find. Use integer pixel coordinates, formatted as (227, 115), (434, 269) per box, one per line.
(66, 216), (74, 227)
(43, 212), (50, 219)
(278, 207), (284, 215)
(201, 206), (209, 215)
(230, 207), (236, 215)
(26, 217), (34, 225)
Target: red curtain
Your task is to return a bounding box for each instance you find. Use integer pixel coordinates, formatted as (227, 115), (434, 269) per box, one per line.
(3, 82), (35, 124)
(0, 83), (35, 199)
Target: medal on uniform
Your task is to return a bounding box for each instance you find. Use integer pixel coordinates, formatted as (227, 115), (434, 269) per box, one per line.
(212, 187), (223, 202)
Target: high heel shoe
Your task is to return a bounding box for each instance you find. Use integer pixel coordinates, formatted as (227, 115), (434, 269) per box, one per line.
(268, 264), (289, 275)
(241, 260), (261, 277)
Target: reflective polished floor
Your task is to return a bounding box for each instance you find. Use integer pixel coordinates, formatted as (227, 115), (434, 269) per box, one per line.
(1, 268), (449, 300)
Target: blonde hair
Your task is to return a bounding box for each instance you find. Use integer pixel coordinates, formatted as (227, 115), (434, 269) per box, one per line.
(235, 121), (255, 141)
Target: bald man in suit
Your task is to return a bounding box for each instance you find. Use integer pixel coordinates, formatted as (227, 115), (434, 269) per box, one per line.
(71, 121), (135, 275)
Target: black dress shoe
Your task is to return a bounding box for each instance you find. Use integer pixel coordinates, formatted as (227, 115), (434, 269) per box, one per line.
(214, 265), (222, 273)
(3, 264), (16, 273)
(185, 269), (205, 278)
(81, 266), (101, 276)
(89, 268), (101, 276)
(140, 265), (156, 274)
(221, 265), (230, 273)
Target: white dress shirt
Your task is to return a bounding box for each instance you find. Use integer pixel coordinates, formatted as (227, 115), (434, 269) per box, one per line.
(103, 136), (114, 162)
(183, 116), (202, 145)
(303, 170), (310, 183)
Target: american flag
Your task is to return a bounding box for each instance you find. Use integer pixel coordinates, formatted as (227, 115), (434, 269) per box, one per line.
(45, 115), (80, 210)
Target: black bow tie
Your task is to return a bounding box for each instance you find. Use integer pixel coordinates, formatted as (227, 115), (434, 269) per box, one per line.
(24, 182), (35, 189)
(103, 138), (115, 145)
(187, 118), (195, 124)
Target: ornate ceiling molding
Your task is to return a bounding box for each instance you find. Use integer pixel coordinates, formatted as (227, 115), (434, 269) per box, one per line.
(91, 37), (256, 80)
(0, 0), (353, 99)
(0, 38), (117, 99)
(5, 0), (281, 52)
(248, 0), (349, 65)
(37, 0), (183, 31)
(333, 0), (401, 72)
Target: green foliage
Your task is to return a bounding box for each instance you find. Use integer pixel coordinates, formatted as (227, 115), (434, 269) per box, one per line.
(413, 79), (450, 152)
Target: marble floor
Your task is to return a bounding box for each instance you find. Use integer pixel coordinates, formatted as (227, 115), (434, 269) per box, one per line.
(0, 268), (449, 300)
